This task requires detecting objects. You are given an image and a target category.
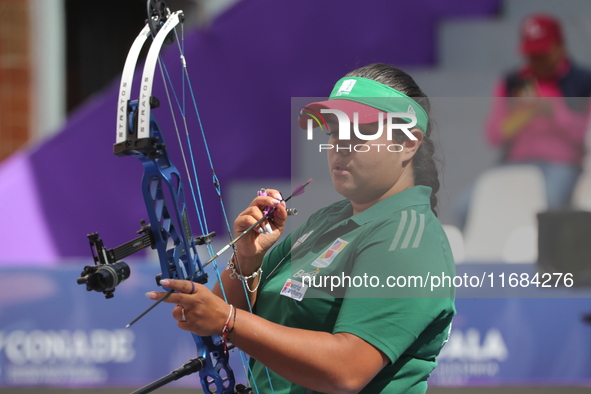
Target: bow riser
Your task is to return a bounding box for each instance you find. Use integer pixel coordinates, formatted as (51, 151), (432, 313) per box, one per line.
(133, 105), (206, 284)
(133, 106), (236, 394)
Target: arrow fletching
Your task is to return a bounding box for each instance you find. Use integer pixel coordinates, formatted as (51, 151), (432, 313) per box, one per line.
(285, 178), (313, 202)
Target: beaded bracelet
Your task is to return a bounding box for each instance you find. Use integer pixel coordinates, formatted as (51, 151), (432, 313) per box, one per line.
(227, 254), (263, 292)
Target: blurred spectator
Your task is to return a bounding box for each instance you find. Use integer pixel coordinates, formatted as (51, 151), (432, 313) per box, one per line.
(485, 13), (591, 209)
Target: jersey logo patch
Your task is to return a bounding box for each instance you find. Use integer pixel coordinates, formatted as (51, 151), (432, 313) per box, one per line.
(335, 79), (357, 96)
(280, 279), (308, 301)
(312, 238), (349, 268)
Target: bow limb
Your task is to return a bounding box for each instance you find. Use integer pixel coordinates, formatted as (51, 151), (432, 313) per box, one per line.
(138, 10), (183, 139)
(116, 24), (151, 144)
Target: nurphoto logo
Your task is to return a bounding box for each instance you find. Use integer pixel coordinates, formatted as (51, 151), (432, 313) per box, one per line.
(302, 108), (417, 153)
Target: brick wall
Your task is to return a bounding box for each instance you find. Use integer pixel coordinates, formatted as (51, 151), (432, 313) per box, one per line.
(0, 0), (30, 163)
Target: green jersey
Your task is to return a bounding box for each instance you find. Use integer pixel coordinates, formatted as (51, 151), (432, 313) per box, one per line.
(250, 186), (456, 393)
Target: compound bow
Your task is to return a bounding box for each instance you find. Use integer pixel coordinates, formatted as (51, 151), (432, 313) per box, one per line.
(76, 1), (282, 392)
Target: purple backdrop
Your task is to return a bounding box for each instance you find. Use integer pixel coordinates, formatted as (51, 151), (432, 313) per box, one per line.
(1, 0), (501, 261)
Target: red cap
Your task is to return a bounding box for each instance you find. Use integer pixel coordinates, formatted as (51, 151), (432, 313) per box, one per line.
(520, 14), (563, 55)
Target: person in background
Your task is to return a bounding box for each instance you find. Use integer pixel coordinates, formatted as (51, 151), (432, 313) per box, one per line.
(485, 13), (591, 209)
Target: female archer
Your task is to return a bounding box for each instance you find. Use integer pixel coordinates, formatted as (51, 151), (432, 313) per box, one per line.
(148, 63), (456, 393)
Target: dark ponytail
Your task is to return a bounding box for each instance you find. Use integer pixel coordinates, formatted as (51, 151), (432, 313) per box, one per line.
(344, 63), (440, 216)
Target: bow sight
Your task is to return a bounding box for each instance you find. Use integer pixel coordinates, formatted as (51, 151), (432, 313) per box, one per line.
(77, 221), (150, 299)
(77, 219), (217, 299)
